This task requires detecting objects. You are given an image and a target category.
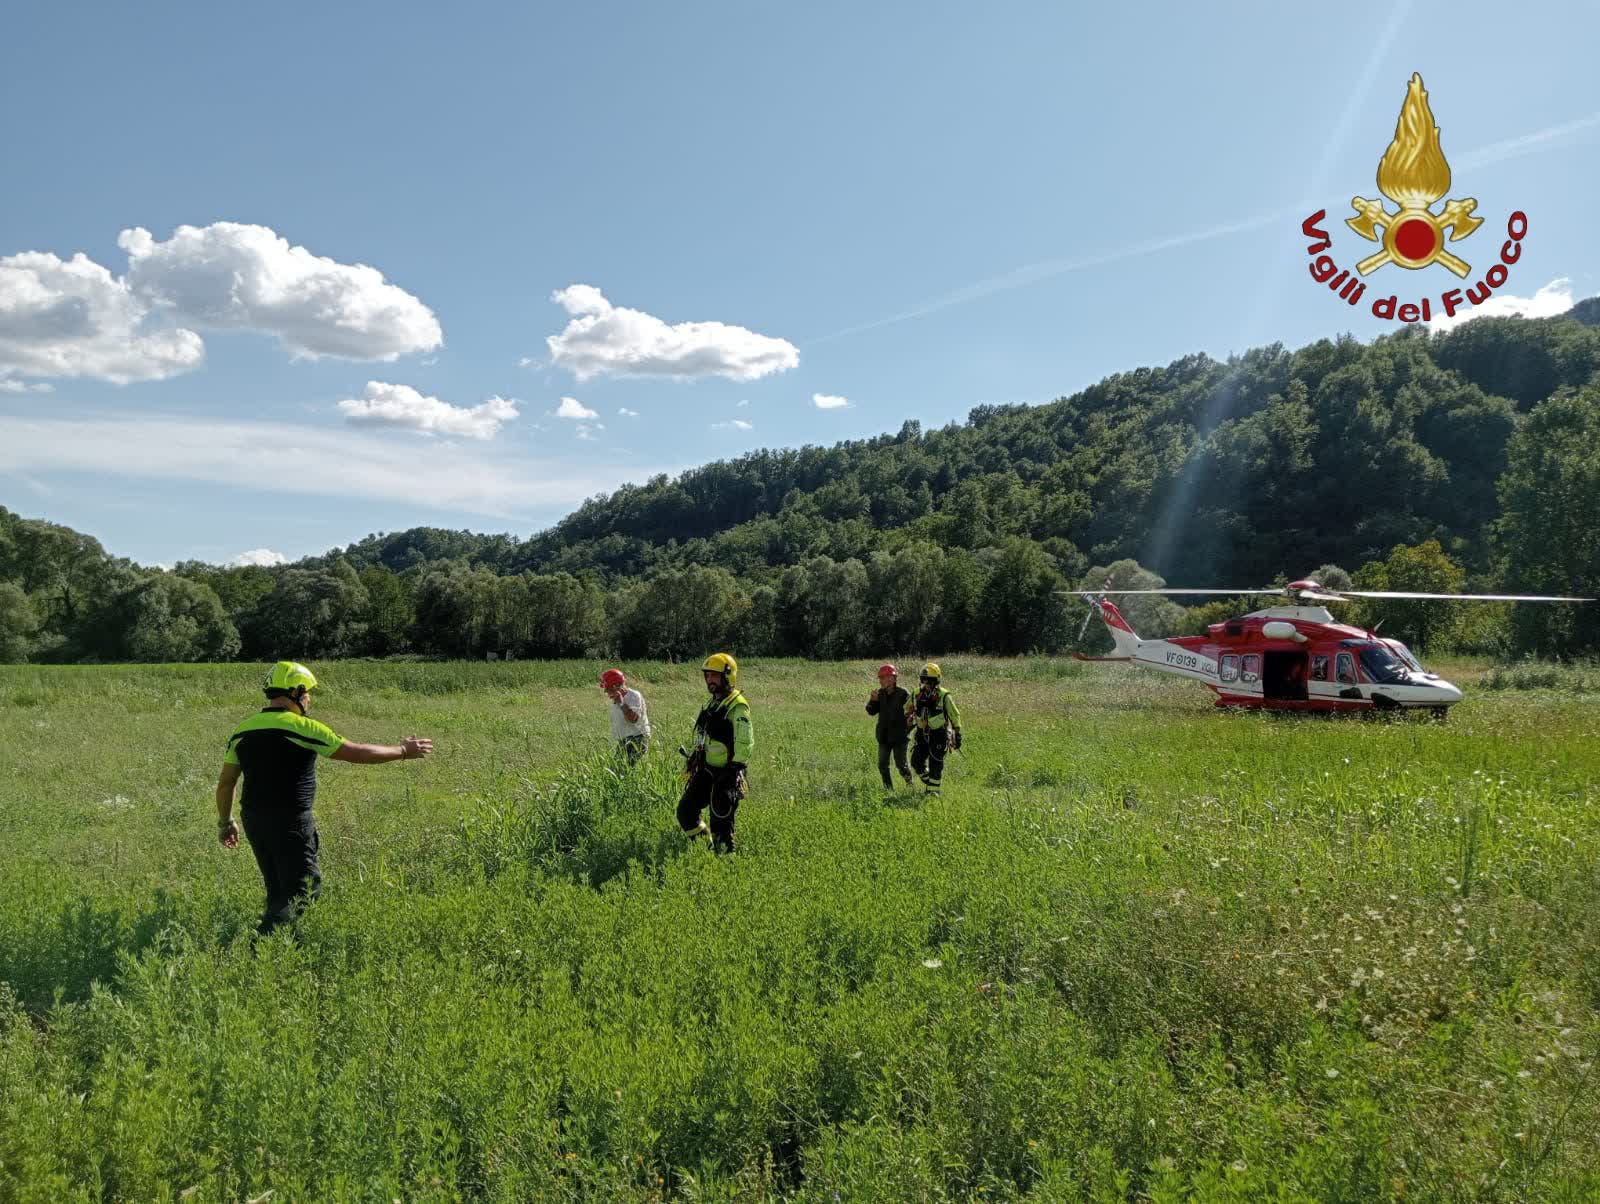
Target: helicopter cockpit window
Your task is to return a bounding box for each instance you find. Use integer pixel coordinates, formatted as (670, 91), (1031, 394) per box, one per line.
(1386, 641), (1424, 673)
(1311, 654), (1329, 682)
(1241, 654), (1261, 684)
(1357, 643), (1410, 685)
(1220, 653), (1239, 683)
(1335, 651), (1357, 684)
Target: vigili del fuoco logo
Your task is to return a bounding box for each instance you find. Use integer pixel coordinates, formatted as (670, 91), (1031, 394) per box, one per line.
(1302, 72), (1527, 324)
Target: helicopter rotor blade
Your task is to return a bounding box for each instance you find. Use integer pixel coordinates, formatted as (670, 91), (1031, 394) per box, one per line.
(1063, 588), (1283, 596)
(1333, 590), (1594, 603)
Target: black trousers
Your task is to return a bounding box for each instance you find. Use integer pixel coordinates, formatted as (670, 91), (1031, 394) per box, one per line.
(617, 734), (649, 765)
(911, 728), (949, 789)
(241, 808), (321, 934)
(877, 736), (912, 787)
(677, 767), (743, 852)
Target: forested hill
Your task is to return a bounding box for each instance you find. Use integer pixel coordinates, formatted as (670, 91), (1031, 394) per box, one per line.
(328, 312), (1600, 587)
(4, 308), (1599, 664)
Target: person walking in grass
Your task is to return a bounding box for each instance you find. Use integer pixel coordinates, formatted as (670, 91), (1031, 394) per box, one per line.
(215, 661), (433, 935)
(909, 662), (962, 796)
(677, 652), (753, 853)
(600, 668), (651, 765)
(865, 662), (913, 791)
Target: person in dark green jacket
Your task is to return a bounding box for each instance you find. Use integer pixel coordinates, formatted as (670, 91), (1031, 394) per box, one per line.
(677, 652), (753, 853)
(865, 662), (913, 789)
(909, 662), (962, 795)
(215, 661), (433, 934)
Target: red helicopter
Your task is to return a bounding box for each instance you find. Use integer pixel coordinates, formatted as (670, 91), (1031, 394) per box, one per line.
(1073, 579), (1591, 716)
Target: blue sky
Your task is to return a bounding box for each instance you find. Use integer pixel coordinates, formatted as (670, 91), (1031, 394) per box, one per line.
(2, 1), (1595, 567)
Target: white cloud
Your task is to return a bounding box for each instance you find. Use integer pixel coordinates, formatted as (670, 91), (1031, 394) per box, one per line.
(0, 379), (54, 394)
(618, 407), (639, 417)
(553, 396), (598, 420)
(337, 381), (519, 440)
(1430, 277), (1577, 332)
(544, 284), (799, 382)
(120, 222), (442, 361)
(713, 419), (754, 431)
(518, 355), (537, 368)
(0, 250), (205, 385)
(812, 392), (851, 409)
(0, 414), (662, 517)
(575, 423), (600, 441)
(736, 399), (750, 407)
(230, 548), (289, 567)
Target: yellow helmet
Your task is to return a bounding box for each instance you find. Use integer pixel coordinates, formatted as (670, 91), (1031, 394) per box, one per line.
(702, 652), (738, 688)
(920, 662), (942, 683)
(264, 660), (318, 694)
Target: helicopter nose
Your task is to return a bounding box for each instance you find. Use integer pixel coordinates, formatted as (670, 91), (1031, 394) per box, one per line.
(1434, 680), (1463, 704)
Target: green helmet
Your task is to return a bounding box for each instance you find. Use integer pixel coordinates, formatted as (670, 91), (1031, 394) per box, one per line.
(264, 660), (318, 694)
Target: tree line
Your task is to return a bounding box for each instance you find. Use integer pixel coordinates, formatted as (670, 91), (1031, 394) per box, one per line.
(3, 311), (1598, 665)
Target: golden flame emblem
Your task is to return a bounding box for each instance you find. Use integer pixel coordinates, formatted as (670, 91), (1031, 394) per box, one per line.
(1347, 73), (1483, 277)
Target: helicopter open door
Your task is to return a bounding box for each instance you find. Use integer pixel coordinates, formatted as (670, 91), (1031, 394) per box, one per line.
(1262, 651), (1309, 702)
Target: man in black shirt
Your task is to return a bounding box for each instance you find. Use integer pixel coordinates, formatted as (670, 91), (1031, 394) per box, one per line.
(216, 661), (433, 935)
(865, 663), (913, 790)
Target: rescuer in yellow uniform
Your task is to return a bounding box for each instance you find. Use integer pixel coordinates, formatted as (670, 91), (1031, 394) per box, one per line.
(908, 662), (962, 795)
(677, 652), (753, 853)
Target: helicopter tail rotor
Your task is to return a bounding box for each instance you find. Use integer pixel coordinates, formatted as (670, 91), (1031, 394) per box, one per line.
(1079, 593), (1142, 659)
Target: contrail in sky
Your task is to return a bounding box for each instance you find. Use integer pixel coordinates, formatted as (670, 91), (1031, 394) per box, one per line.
(808, 108), (1599, 346)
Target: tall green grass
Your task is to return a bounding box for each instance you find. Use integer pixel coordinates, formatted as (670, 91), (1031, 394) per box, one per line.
(1, 658), (1597, 1200)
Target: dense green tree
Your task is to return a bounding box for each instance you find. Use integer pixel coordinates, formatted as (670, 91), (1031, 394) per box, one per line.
(933, 550), (988, 651)
(411, 564), (497, 658)
(89, 574), (240, 663)
(977, 537), (1067, 653)
(863, 544), (945, 653)
(1495, 386), (1600, 655)
(612, 567), (746, 660)
(0, 584), (38, 663)
(1350, 540), (1465, 652)
(358, 566), (414, 656)
(513, 574), (606, 658)
(239, 562), (369, 660)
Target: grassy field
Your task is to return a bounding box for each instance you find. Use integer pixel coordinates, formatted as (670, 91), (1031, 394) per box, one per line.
(1, 657), (1597, 1201)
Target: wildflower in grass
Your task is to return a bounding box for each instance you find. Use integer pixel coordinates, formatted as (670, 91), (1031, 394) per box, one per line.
(922, 958), (944, 969)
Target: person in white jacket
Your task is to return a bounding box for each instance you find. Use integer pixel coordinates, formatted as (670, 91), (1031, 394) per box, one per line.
(599, 668), (650, 764)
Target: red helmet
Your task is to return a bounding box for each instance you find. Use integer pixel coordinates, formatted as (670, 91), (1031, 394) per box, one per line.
(599, 669), (626, 690)
(878, 663), (898, 679)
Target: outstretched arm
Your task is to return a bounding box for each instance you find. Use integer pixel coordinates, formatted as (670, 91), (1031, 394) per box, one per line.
(332, 736), (434, 764)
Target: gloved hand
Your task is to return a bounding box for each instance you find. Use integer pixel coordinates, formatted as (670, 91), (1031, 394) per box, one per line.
(951, 730), (963, 751)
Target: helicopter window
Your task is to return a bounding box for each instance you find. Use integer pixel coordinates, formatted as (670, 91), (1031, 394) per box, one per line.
(1220, 653), (1239, 683)
(1386, 641), (1423, 672)
(1311, 654), (1329, 682)
(1335, 652), (1357, 684)
(1241, 654), (1261, 684)
(1357, 644), (1410, 685)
